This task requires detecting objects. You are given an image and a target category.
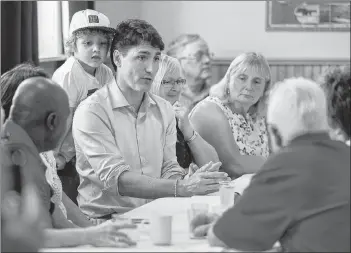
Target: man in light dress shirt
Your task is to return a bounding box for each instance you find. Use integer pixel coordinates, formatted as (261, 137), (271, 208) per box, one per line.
(72, 19), (228, 221)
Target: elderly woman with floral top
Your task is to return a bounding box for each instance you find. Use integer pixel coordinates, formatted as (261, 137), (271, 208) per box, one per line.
(190, 52), (272, 179)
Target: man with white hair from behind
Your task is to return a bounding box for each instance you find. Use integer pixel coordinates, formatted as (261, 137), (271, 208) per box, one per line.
(266, 77), (330, 150)
(191, 77), (350, 252)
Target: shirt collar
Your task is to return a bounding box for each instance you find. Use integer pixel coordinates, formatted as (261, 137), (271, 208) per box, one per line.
(181, 86), (210, 101)
(107, 77), (156, 109)
(290, 132), (331, 144)
(180, 86), (209, 108)
(73, 56), (100, 80)
(1, 120), (40, 156)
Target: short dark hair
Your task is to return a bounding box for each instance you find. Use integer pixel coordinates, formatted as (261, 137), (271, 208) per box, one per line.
(320, 65), (351, 139)
(110, 19), (164, 71)
(1, 63), (49, 121)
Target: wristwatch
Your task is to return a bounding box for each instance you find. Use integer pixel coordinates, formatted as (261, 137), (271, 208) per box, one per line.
(185, 130), (199, 144)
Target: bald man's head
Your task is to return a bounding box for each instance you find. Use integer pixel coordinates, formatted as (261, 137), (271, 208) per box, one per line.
(10, 77), (70, 152)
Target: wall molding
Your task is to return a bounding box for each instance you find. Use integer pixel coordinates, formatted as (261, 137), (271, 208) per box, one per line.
(213, 58), (350, 66)
(211, 57), (350, 84)
(39, 54), (67, 63)
(39, 55), (350, 66)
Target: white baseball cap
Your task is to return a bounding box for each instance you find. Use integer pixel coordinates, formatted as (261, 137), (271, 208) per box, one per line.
(69, 9), (115, 36)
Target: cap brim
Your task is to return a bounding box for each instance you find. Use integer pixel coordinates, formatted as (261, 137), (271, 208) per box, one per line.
(72, 26), (115, 35)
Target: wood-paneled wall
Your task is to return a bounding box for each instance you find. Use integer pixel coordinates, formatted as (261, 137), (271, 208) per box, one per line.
(41, 58), (349, 86)
(211, 58), (350, 87)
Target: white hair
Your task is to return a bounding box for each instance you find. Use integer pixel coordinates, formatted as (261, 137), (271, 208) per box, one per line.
(150, 54), (182, 96)
(210, 52), (271, 120)
(267, 77), (329, 142)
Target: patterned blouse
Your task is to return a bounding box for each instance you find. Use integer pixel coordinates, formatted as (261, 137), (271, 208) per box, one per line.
(205, 96), (269, 158)
(40, 151), (68, 218)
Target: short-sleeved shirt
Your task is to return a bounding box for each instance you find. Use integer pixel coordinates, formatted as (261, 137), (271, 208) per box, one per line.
(53, 56), (114, 109)
(72, 78), (185, 218)
(52, 56), (114, 161)
(213, 133), (350, 252)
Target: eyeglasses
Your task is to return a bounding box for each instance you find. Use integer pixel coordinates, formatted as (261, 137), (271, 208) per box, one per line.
(161, 79), (187, 87)
(179, 51), (214, 62)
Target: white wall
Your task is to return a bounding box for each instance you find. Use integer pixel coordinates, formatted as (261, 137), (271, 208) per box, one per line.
(95, 1), (142, 29)
(96, 1), (350, 59)
(37, 1), (63, 58)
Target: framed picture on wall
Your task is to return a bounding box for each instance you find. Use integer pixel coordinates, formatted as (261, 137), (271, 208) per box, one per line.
(266, 0), (350, 31)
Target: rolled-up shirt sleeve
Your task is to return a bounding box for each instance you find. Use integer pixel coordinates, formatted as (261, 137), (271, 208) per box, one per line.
(160, 104), (185, 179)
(72, 102), (130, 196)
(212, 157), (301, 251)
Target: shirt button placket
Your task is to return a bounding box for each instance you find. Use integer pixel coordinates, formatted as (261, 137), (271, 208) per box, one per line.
(135, 115), (144, 174)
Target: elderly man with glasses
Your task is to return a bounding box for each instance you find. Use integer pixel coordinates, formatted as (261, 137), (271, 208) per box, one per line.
(167, 34), (213, 108)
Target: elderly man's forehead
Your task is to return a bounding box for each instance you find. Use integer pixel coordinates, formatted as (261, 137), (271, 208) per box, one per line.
(182, 39), (208, 54)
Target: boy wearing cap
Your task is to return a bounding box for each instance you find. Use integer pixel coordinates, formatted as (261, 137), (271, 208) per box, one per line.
(52, 9), (115, 203)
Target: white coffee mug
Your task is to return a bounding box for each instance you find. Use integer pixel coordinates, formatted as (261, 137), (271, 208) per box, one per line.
(150, 215), (172, 245)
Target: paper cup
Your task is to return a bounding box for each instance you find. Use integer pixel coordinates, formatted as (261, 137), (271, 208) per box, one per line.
(150, 215), (172, 245)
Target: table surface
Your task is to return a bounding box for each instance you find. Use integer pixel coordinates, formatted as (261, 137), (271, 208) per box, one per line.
(40, 195), (226, 252)
(40, 177), (280, 252)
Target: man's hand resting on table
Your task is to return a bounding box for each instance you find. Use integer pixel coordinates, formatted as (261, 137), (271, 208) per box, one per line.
(184, 161), (223, 179)
(86, 220), (137, 247)
(190, 212), (218, 237)
(179, 161), (231, 196)
(190, 212), (229, 248)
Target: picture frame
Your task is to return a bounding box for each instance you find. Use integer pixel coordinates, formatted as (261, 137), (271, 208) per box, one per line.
(266, 0), (350, 32)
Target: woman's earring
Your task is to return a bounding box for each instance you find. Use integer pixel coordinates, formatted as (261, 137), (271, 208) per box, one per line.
(226, 88), (230, 95)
